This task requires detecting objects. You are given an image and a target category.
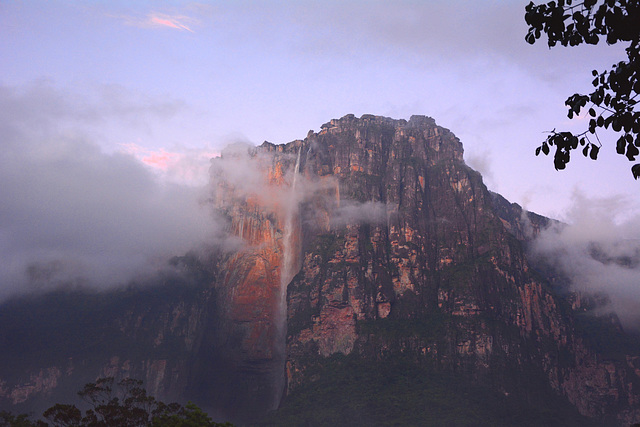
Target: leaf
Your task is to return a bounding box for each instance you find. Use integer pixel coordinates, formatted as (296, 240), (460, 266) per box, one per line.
(617, 136), (626, 154)
(622, 112), (633, 132)
(570, 135), (579, 149)
(613, 116), (622, 132)
(632, 164), (640, 180)
(589, 108), (596, 117)
(535, 146), (541, 156)
(589, 145), (599, 160)
(584, 0), (597, 8)
(578, 96), (588, 107)
(525, 32), (536, 44)
(542, 142), (550, 155)
(586, 33), (599, 44)
(626, 143), (639, 161)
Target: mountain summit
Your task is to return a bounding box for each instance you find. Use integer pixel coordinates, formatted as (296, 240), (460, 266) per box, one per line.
(1, 115), (639, 425)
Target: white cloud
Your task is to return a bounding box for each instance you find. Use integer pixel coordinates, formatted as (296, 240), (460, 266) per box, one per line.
(532, 193), (640, 329)
(0, 82), (222, 299)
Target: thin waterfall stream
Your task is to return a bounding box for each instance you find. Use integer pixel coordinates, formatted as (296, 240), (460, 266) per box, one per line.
(272, 146), (302, 409)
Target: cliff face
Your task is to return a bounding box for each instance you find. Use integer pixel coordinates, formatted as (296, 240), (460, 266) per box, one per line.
(195, 143), (305, 421)
(1, 114), (639, 425)
(0, 261), (217, 415)
(275, 115), (640, 425)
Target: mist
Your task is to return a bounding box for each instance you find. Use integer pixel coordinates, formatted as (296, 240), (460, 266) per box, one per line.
(209, 142), (391, 233)
(0, 83), (221, 300)
(531, 193), (640, 329)
(0, 81), (397, 304)
(329, 200), (389, 227)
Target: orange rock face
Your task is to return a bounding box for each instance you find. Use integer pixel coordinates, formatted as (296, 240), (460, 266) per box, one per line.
(208, 144), (304, 416)
(2, 115), (639, 426)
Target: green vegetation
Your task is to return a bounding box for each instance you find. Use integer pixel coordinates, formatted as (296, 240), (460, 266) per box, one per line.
(313, 232), (345, 262)
(343, 172), (383, 201)
(438, 254), (495, 292)
(357, 312), (451, 342)
(286, 298), (317, 338)
(0, 411), (34, 427)
(0, 378), (232, 427)
(259, 353), (595, 427)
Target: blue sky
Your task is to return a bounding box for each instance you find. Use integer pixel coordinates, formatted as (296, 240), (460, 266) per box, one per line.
(2, 1), (640, 308)
(1, 1), (634, 214)
(3, 1), (634, 219)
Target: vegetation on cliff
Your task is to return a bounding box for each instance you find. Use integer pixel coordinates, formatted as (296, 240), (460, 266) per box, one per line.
(260, 354), (596, 427)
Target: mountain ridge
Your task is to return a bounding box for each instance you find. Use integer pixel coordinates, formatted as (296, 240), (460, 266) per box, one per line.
(1, 114), (639, 425)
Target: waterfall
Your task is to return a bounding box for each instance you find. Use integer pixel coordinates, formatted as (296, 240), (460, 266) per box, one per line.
(272, 146), (302, 409)
(304, 142), (312, 169)
(281, 146), (302, 289)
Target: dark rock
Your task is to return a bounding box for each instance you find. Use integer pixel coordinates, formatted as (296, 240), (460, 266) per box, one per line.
(1, 115), (639, 426)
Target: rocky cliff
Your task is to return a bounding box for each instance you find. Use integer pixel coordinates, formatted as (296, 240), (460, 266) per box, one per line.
(1, 114), (639, 426)
(273, 115), (640, 425)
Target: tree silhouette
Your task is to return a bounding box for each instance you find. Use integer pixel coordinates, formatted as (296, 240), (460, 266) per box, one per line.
(0, 378), (232, 427)
(525, 0), (640, 177)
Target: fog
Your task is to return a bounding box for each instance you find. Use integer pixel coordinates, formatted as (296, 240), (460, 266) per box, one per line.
(532, 193), (640, 329)
(209, 142), (391, 229)
(7, 80), (635, 331)
(0, 85), (393, 302)
(0, 83), (221, 300)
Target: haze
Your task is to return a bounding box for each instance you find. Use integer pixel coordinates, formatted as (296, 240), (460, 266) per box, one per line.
(1, 1), (639, 326)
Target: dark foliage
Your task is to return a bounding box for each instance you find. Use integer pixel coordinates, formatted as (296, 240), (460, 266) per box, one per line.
(525, 0), (640, 177)
(0, 411), (42, 427)
(259, 353), (597, 427)
(0, 378), (232, 427)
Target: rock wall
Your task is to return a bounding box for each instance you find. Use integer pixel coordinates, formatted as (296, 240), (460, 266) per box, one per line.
(1, 114), (639, 425)
(278, 114), (640, 425)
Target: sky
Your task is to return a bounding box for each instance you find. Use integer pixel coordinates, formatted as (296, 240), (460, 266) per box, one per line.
(1, 0), (635, 217)
(1, 1), (639, 321)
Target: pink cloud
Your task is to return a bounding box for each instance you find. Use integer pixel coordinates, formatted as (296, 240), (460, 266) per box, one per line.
(119, 142), (220, 186)
(142, 149), (178, 171)
(148, 13), (194, 32)
(115, 11), (197, 33)
(120, 143), (179, 171)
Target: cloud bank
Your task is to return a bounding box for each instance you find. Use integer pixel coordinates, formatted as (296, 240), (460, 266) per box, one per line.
(0, 82), (220, 300)
(532, 194), (640, 329)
